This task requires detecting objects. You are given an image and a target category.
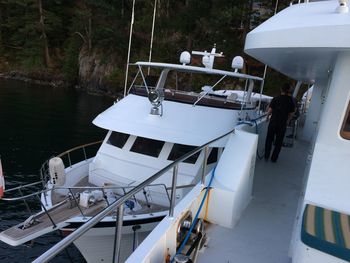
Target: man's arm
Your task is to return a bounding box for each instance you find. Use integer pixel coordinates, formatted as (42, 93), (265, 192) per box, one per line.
(267, 106), (273, 120)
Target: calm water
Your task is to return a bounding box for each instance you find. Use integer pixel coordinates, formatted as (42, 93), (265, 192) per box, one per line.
(0, 79), (114, 262)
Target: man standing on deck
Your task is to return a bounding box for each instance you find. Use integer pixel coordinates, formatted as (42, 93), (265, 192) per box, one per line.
(264, 83), (295, 162)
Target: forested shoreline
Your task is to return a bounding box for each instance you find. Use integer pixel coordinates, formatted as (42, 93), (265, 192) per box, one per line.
(0, 1), (289, 96)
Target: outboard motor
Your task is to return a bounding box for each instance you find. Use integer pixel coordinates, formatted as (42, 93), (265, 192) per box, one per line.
(49, 157), (66, 186)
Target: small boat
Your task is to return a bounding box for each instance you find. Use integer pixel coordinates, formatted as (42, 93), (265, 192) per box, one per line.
(0, 46), (270, 262)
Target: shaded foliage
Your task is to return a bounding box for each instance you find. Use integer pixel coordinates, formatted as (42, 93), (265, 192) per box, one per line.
(0, 0), (292, 93)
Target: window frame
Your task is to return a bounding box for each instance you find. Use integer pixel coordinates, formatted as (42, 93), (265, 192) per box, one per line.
(340, 102), (350, 140)
(167, 143), (200, 164)
(130, 136), (165, 158)
(106, 131), (130, 149)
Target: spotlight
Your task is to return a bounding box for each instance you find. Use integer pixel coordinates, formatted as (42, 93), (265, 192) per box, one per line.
(148, 89), (164, 116)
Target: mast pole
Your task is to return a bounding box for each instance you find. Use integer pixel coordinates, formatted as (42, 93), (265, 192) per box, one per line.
(123, 0), (136, 98)
(148, 0), (157, 76)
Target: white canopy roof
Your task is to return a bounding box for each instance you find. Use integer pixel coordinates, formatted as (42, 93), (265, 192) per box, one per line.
(245, 0), (350, 83)
(93, 94), (236, 146)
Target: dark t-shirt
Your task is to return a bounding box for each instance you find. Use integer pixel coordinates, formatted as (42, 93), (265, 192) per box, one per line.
(269, 95), (295, 126)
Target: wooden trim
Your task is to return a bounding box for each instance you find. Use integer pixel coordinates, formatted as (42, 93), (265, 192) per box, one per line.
(130, 87), (255, 110)
(340, 102), (350, 140)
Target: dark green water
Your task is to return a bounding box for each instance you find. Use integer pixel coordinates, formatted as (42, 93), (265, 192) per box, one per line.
(0, 79), (114, 262)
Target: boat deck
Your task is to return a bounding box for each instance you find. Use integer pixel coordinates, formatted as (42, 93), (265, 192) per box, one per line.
(197, 139), (310, 263)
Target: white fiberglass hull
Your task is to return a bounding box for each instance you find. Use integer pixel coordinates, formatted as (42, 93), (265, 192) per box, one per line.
(69, 221), (159, 263)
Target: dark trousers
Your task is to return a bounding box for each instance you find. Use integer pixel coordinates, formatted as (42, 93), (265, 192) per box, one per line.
(264, 121), (287, 161)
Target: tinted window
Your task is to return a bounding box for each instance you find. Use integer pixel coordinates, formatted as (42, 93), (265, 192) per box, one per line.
(207, 148), (218, 164)
(341, 102), (350, 139)
(107, 132), (129, 148)
(130, 137), (165, 157)
(168, 144), (200, 164)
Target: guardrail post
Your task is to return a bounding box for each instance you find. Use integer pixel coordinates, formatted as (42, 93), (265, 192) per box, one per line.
(18, 188), (32, 214)
(37, 194), (57, 229)
(83, 147), (87, 161)
(201, 146), (209, 184)
(169, 164), (179, 218)
(68, 189), (86, 219)
(67, 152), (72, 168)
(112, 205), (124, 263)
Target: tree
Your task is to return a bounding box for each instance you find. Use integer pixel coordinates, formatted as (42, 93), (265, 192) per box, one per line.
(37, 0), (51, 67)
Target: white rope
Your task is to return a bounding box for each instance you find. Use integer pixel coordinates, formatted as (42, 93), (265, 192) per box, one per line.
(123, 0), (136, 98)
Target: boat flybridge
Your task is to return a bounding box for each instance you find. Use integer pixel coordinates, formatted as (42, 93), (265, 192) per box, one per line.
(0, 46), (271, 262)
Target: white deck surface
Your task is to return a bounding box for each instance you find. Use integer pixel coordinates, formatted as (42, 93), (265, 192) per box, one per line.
(197, 139), (310, 263)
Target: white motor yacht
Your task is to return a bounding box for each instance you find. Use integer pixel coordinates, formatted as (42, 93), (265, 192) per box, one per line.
(0, 46), (269, 262)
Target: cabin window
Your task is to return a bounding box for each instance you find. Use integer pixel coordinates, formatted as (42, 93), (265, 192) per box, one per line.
(341, 102), (350, 139)
(130, 136), (165, 157)
(206, 148), (218, 164)
(107, 132), (130, 148)
(168, 144), (200, 164)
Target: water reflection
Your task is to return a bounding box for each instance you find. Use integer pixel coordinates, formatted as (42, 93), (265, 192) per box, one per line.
(0, 79), (114, 262)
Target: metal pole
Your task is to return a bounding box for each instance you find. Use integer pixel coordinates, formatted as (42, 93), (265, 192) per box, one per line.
(148, 0), (157, 75)
(67, 153), (72, 168)
(123, 0), (136, 98)
(201, 147), (209, 184)
(68, 189), (86, 219)
(37, 194), (57, 229)
(274, 0), (279, 14)
(18, 188), (32, 214)
(112, 205), (124, 263)
(169, 164), (178, 218)
(82, 147), (87, 161)
(258, 65), (267, 112)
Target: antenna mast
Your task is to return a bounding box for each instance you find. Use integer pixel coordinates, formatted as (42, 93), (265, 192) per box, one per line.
(123, 0), (136, 98)
(148, 0), (157, 75)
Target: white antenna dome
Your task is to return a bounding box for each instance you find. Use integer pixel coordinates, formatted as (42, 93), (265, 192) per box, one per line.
(180, 51), (191, 65)
(202, 55), (210, 68)
(336, 0), (349, 13)
(231, 56), (244, 72)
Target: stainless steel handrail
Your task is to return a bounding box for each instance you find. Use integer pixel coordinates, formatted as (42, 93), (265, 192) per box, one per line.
(40, 140), (102, 183)
(2, 183), (169, 202)
(32, 128), (235, 263)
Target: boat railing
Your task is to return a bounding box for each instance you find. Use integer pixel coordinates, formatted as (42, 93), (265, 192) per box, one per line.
(2, 182), (171, 216)
(39, 140), (103, 186)
(32, 128), (236, 263)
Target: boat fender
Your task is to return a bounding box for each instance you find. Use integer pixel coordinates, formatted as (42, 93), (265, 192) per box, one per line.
(49, 157), (65, 186)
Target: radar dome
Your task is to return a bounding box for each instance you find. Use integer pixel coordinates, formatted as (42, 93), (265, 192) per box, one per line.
(180, 51), (191, 65)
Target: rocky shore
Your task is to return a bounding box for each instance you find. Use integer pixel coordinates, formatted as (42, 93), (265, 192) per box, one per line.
(0, 49), (123, 98)
(0, 70), (71, 88)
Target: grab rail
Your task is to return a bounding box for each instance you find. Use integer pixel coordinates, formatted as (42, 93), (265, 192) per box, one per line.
(2, 183), (170, 202)
(32, 128), (235, 263)
(39, 140), (102, 185)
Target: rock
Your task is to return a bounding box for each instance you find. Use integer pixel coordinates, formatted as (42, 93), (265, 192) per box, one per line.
(78, 49), (122, 96)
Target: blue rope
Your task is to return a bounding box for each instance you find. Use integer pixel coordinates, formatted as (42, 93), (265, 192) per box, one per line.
(170, 166), (216, 262)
